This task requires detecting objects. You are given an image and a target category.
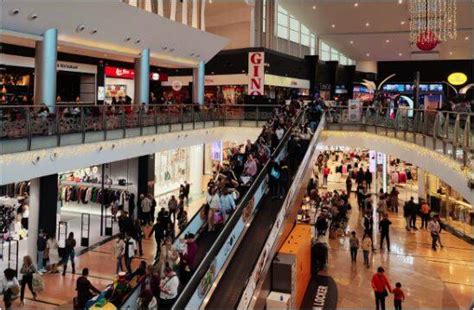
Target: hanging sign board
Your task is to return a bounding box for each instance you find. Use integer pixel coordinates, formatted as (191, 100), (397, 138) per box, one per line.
(248, 52), (265, 96)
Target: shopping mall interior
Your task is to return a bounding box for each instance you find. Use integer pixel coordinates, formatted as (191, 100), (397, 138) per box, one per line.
(0, 0), (472, 309)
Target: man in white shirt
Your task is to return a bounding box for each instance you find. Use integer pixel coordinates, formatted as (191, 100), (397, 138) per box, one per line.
(140, 194), (152, 225)
(123, 234), (136, 274)
(159, 266), (180, 309)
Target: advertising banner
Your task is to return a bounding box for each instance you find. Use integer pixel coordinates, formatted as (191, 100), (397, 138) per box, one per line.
(248, 52), (265, 96)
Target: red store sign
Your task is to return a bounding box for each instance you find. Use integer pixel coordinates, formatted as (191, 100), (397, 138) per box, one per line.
(248, 52), (265, 96)
(105, 66), (168, 81)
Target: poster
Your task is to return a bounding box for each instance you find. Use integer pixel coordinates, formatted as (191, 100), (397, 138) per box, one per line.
(248, 52), (265, 96)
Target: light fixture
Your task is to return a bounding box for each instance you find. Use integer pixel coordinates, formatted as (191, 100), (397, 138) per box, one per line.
(350, 40), (354, 44)
(354, 2), (359, 7)
(9, 9), (19, 16)
(398, 52), (403, 56)
(449, 51), (453, 55)
(385, 39), (390, 43)
(28, 13), (38, 20)
(90, 28), (98, 34)
(366, 53), (370, 57)
(331, 24), (335, 28)
(125, 37), (131, 42)
(398, 0), (403, 3)
(400, 21), (405, 25)
(209, 0), (212, 3)
(365, 22), (370, 27)
(135, 39), (141, 44)
(465, 36), (470, 40)
(312, 5), (316, 10)
(409, 0), (457, 46)
(76, 24), (86, 32)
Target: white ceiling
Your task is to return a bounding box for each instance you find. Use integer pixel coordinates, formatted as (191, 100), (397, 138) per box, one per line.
(280, 0), (474, 61)
(0, 0), (229, 68)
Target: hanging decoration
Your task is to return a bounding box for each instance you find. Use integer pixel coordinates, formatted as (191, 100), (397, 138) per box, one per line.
(409, 0), (457, 51)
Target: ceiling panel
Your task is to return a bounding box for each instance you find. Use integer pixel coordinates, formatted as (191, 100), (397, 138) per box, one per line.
(280, 0), (473, 61)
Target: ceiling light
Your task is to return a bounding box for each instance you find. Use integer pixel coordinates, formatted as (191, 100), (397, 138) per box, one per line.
(331, 24), (335, 28)
(366, 53), (370, 57)
(398, 52), (403, 56)
(354, 3), (359, 7)
(398, 0), (403, 4)
(350, 40), (354, 44)
(400, 21), (405, 25)
(209, 0), (212, 3)
(125, 37), (131, 42)
(449, 51), (453, 55)
(385, 39), (390, 43)
(312, 5), (316, 10)
(135, 39), (141, 44)
(465, 36), (470, 40)
(9, 9), (20, 16)
(90, 28), (98, 34)
(76, 24), (85, 32)
(28, 13), (38, 20)
(365, 22), (370, 27)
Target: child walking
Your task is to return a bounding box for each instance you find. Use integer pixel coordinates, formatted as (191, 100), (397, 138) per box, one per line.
(392, 282), (405, 310)
(361, 233), (372, 268)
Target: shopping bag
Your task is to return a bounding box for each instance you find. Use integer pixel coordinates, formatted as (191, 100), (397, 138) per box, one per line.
(32, 272), (44, 292)
(214, 211), (224, 224)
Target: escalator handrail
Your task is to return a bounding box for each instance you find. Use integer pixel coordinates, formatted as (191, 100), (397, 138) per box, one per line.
(172, 109), (306, 309)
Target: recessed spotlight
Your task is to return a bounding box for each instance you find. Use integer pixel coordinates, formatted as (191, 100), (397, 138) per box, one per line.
(312, 5), (316, 10)
(385, 39), (390, 43)
(365, 22), (370, 27)
(366, 53), (370, 57)
(398, 0), (403, 4)
(76, 24), (85, 32)
(135, 39), (141, 44)
(449, 51), (453, 55)
(354, 2), (359, 7)
(331, 24), (335, 28)
(400, 21), (405, 25)
(90, 28), (98, 34)
(465, 36), (470, 40)
(398, 52), (403, 56)
(350, 40), (354, 44)
(125, 37), (131, 42)
(9, 9), (20, 16)
(28, 13), (38, 20)
(209, 0), (212, 3)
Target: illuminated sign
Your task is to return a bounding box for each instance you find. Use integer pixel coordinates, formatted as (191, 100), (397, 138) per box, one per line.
(248, 52), (265, 96)
(447, 72), (467, 86)
(105, 66), (167, 81)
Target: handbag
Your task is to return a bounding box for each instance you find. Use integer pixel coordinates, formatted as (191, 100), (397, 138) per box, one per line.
(270, 167), (280, 179)
(382, 289), (388, 298)
(214, 211), (224, 224)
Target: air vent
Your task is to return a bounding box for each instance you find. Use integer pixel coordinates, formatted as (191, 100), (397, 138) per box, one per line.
(410, 51), (439, 60)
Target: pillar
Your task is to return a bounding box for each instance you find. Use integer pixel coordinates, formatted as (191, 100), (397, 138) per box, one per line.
(34, 28), (58, 111)
(193, 61), (205, 105)
(192, 0), (198, 28)
(134, 49), (150, 105)
(170, 0), (177, 21)
(200, 0), (206, 31)
(182, 0), (188, 25)
(189, 145), (204, 195)
(28, 174), (58, 263)
(417, 168), (426, 201)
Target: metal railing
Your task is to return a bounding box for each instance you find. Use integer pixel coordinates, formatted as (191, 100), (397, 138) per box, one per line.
(0, 104), (276, 151)
(326, 107), (473, 169)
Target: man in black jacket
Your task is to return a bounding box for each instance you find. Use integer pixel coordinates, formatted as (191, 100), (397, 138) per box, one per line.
(407, 197), (418, 230)
(379, 214), (392, 252)
(76, 268), (100, 309)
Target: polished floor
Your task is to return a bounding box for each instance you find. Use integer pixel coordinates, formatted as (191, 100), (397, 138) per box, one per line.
(319, 159), (473, 310)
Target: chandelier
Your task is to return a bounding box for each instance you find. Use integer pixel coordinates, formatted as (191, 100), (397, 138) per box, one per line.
(409, 0), (457, 50)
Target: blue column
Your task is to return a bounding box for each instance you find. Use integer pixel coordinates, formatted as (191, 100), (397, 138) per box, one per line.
(134, 48), (150, 105)
(34, 28), (58, 111)
(193, 61), (205, 105)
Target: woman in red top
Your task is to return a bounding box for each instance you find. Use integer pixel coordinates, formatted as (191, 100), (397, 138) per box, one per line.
(371, 267), (392, 310)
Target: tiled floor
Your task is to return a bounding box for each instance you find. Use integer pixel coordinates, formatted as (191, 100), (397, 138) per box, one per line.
(318, 157), (473, 310)
(16, 194), (206, 309)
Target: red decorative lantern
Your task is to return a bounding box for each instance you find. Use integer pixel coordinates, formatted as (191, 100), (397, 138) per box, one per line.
(416, 31), (439, 51)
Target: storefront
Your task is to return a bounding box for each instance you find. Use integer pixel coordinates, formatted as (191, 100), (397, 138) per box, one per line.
(1, 53), (98, 104)
(104, 66), (168, 104)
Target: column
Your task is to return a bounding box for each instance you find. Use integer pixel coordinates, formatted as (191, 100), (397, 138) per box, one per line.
(182, 0), (188, 25)
(170, 0), (177, 21)
(157, 0), (164, 16)
(28, 174), (58, 263)
(417, 168), (426, 201)
(189, 145), (204, 195)
(134, 49), (150, 105)
(34, 28), (58, 111)
(192, 0), (198, 28)
(382, 154), (388, 193)
(193, 61), (205, 105)
(200, 0), (206, 31)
